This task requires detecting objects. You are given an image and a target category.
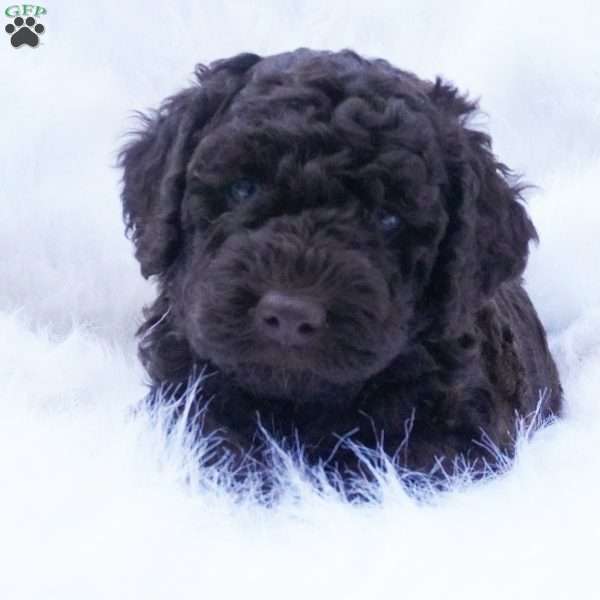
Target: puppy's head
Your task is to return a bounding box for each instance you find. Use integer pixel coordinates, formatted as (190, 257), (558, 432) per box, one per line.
(120, 49), (536, 401)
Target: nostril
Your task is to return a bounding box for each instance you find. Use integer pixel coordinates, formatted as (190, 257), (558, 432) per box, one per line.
(264, 315), (280, 329)
(298, 322), (316, 336)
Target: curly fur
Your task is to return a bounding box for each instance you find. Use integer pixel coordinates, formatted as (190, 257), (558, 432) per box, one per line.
(119, 48), (562, 480)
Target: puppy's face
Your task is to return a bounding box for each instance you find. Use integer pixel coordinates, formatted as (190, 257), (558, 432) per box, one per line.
(171, 68), (447, 401)
(121, 50), (536, 402)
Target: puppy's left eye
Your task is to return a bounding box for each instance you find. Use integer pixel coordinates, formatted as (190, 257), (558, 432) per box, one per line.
(374, 208), (400, 233)
(227, 179), (259, 204)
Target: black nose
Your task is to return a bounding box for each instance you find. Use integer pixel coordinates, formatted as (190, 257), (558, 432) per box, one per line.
(254, 291), (326, 346)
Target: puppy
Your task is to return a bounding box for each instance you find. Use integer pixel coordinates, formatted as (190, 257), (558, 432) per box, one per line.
(119, 49), (562, 480)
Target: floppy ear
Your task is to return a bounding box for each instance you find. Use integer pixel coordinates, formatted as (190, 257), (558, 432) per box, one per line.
(119, 53), (262, 278)
(465, 128), (537, 297)
(423, 79), (537, 332)
(119, 87), (205, 278)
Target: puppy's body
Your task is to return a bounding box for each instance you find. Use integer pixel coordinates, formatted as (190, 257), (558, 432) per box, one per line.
(120, 49), (561, 479)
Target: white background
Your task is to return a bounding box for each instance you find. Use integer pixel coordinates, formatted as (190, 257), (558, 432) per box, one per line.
(1, 2), (599, 598)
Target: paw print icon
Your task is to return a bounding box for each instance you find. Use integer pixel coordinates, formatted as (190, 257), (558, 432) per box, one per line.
(5, 16), (45, 48)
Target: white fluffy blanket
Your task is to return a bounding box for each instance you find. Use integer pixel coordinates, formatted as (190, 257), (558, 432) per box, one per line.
(2, 1), (599, 598)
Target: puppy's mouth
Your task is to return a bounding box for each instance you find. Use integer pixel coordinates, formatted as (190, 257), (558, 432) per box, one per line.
(183, 279), (405, 401)
(220, 361), (367, 403)
(193, 322), (393, 403)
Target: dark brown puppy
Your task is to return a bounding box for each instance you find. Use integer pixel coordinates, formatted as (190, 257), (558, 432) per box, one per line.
(119, 49), (561, 481)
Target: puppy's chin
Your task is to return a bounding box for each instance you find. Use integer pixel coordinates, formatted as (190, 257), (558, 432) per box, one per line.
(222, 363), (366, 404)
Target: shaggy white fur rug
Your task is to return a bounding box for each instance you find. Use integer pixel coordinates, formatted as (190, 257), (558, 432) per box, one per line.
(2, 1), (599, 598)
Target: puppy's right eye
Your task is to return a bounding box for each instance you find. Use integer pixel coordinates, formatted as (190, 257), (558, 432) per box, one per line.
(226, 179), (259, 205)
(373, 207), (401, 234)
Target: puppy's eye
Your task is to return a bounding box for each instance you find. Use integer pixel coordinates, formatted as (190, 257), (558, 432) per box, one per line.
(226, 179), (259, 204)
(374, 208), (400, 233)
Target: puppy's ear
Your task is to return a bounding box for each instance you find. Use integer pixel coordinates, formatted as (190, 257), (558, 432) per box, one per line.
(424, 79), (537, 330)
(463, 128), (537, 297)
(119, 88), (203, 278)
(119, 53), (262, 278)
